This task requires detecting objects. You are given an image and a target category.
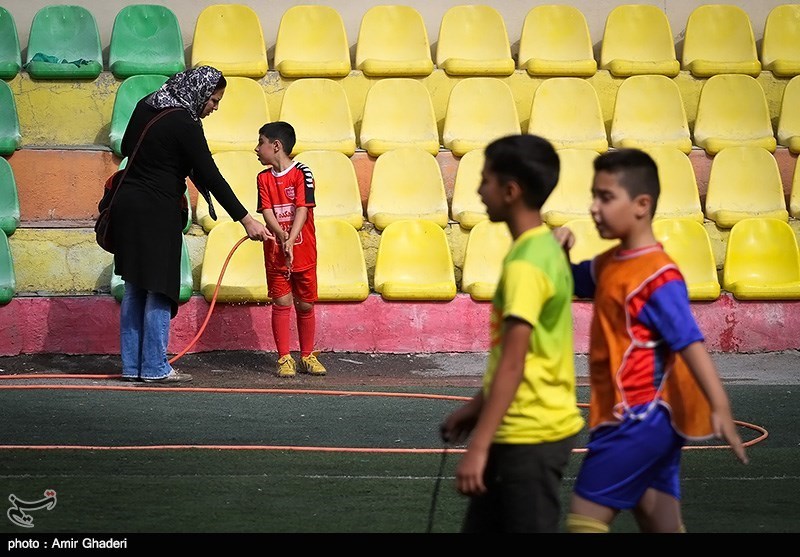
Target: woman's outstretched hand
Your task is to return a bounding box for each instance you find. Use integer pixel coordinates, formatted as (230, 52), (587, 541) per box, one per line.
(240, 214), (272, 242)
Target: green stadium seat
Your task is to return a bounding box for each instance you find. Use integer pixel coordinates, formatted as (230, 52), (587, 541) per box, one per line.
(0, 7), (21, 79)
(109, 74), (169, 156)
(0, 230), (15, 305)
(0, 157), (19, 237)
(25, 5), (102, 80)
(112, 235), (193, 303)
(109, 4), (186, 79)
(0, 80), (20, 155)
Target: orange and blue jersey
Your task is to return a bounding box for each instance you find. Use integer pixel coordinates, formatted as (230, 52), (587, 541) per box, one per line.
(572, 244), (714, 440)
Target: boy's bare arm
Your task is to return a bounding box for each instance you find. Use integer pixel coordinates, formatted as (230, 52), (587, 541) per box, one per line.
(455, 318), (530, 495)
(260, 210), (287, 242)
(287, 206), (308, 244)
(680, 341), (749, 464)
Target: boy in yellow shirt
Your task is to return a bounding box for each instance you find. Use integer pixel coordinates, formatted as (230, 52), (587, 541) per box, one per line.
(440, 135), (584, 533)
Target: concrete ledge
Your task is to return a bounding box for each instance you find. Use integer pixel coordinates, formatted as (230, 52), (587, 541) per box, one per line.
(1, 294), (798, 356)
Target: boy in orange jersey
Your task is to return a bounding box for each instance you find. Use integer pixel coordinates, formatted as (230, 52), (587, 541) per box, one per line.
(255, 121), (326, 377)
(440, 135), (584, 533)
(554, 149), (748, 533)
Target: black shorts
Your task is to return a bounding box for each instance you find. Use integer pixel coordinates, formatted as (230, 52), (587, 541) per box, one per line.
(462, 435), (578, 533)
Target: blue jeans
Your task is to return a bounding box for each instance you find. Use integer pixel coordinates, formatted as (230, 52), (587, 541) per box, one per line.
(120, 282), (173, 380)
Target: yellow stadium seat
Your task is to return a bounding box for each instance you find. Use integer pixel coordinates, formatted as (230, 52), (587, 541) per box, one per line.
(374, 219), (456, 301)
(315, 219), (369, 302)
(355, 5), (433, 77)
(451, 149), (487, 229)
(723, 217), (800, 300)
(653, 218), (720, 300)
(611, 75), (691, 153)
(792, 157), (800, 219)
(777, 75), (800, 153)
(528, 78), (608, 153)
(200, 220), (269, 303)
(279, 78), (356, 156)
(367, 148), (449, 230)
(293, 150), (363, 229)
(561, 218), (619, 264)
(600, 5), (679, 77)
(443, 78), (521, 157)
(517, 5), (596, 77)
(762, 5), (800, 77)
(461, 219), (512, 301)
(642, 147), (703, 222)
(541, 149), (598, 227)
(436, 5), (514, 76)
(191, 4), (267, 78)
(359, 78), (440, 156)
(274, 5), (350, 78)
(705, 146), (789, 228)
(682, 5), (761, 77)
(203, 76), (270, 154)
(693, 74), (776, 156)
(196, 151), (265, 233)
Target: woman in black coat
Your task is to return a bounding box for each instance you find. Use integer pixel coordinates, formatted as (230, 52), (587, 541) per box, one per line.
(112, 66), (270, 383)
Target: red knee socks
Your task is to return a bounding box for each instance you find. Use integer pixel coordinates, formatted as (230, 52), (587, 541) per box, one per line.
(297, 307), (316, 358)
(271, 304), (291, 357)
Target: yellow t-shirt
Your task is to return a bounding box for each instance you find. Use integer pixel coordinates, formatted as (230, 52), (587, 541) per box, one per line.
(483, 225), (585, 444)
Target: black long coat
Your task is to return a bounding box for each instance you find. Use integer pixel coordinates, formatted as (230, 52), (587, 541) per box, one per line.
(111, 98), (248, 317)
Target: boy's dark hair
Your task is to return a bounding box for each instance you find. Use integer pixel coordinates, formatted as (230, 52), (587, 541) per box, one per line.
(594, 149), (660, 216)
(484, 134), (560, 209)
(258, 121), (296, 155)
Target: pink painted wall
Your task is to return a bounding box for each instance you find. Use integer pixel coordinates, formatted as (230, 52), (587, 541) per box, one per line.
(1, 294), (799, 356)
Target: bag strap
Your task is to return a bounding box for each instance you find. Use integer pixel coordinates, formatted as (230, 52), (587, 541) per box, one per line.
(106, 107), (181, 202)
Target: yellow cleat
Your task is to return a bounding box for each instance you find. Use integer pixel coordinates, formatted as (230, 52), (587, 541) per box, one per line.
(276, 355), (296, 377)
(299, 351), (327, 376)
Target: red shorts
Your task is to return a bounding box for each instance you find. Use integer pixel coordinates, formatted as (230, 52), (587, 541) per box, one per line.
(266, 266), (318, 302)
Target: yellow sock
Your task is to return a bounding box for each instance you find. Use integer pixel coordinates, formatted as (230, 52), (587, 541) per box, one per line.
(677, 523), (687, 533)
(566, 513), (610, 533)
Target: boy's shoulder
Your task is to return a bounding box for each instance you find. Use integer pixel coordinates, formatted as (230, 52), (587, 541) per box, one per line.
(294, 161), (314, 182)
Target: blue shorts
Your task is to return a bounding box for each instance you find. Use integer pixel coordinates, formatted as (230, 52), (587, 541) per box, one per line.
(573, 403), (685, 510)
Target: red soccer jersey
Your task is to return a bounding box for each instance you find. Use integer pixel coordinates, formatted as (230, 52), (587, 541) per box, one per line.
(256, 162), (316, 272)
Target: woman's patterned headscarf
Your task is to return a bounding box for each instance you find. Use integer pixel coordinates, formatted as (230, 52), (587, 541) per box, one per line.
(145, 66), (223, 121)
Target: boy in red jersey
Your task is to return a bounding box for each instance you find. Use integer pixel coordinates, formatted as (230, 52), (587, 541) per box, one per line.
(255, 121), (326, 377)
(554, 149), (748, 533)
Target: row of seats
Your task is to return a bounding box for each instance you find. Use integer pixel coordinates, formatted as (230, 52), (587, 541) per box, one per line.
(1, 214), (796, 307)
(3, 4), (800, 81)
(102, 73), (800, 160)
(195, 216), (800, 303)
(192, 145), (799, 234)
